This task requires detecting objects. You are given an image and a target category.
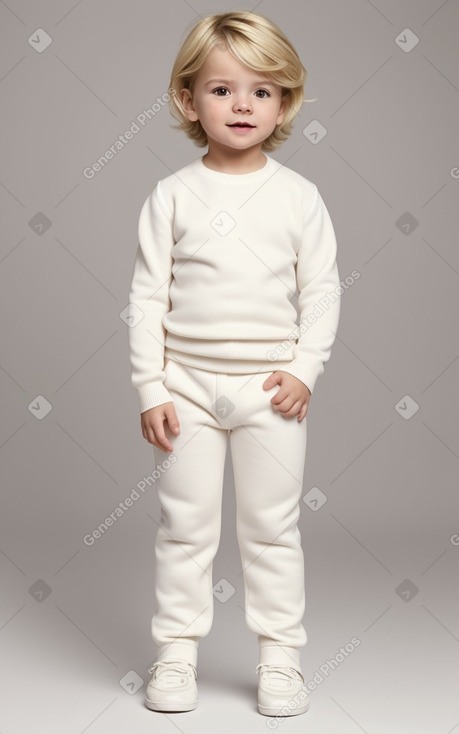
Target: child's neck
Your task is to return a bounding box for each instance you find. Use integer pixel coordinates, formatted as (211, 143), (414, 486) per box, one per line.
(202, 147), (267, 175)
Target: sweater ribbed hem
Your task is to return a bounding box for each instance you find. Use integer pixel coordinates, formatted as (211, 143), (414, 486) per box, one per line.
(164, 346), (292, 374)
(276, 359), (324, 395)
(164, 335), (324, 392)
(137, 382), (174, 414)
(165, 332), (296, 363)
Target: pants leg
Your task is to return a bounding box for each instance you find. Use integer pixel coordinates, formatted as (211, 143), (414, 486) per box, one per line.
(150, 359), (307, 673)
(229, 370), (308, 674)
(151, 359), (228, 666)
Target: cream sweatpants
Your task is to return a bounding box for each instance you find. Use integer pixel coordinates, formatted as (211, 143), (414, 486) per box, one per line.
(151, 357), (308, 674)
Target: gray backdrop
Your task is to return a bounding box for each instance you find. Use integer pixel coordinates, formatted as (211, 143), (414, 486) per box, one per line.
(1, 1), (458, 732)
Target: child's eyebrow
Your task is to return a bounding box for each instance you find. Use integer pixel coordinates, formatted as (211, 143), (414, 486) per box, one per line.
(204, 78), (276, 88)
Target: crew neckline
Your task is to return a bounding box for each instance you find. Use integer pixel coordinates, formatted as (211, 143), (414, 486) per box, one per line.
(198, 154), (273, 179)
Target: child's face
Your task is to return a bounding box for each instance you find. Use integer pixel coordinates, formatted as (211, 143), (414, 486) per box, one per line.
(180, 45), (287, 154)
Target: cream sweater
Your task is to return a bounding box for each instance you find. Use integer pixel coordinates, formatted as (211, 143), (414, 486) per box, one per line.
(128, 154), (341, 414)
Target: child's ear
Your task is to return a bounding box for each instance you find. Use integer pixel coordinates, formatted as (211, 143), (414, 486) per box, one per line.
(276, 95), (289, 126)
(180, 88), (199, 122)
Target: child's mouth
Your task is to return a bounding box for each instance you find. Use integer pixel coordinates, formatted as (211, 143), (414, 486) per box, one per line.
(228, 123), (256, 132)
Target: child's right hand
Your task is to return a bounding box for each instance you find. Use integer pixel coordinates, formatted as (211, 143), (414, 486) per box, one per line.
(140, 402), (180, 453)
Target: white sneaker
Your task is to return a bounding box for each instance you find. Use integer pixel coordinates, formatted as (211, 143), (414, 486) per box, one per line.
(145, 659), (198, 712)
(256, 663), (310, 717)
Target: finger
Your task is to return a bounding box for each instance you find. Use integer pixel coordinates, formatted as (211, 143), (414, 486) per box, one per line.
(269, 390), (290, 409)
(152, 420), (173, 453)
(165, 406), (180, 435)
(144, 421), (157, 446)
(298, 402), (309, 421)
(280, 399), (303, 418)
(154, 436), (173, 453)
(269, 390), (284, 405)
(274, 396), (298, 414)
(142, 419), (161, 449)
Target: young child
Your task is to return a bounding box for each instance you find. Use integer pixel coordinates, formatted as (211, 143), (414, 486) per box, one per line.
(128, 9), (341, 717)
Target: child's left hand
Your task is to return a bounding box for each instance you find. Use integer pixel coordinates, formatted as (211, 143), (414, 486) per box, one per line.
(262, 371), (311, 422)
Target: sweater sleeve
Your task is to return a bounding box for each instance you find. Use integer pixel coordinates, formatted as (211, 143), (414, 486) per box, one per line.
(278, 185), (341, 394)
(128, 181), (175, 413)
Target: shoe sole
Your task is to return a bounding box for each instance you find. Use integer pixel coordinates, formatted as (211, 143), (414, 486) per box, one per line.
(145, 697), (198, 712)
(258, 701), (310, 716)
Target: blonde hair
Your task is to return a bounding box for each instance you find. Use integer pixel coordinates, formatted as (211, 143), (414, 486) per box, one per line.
(168, 10), (314, 151)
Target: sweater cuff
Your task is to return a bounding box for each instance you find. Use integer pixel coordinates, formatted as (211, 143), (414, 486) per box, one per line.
(275, 360), (324, 395)
(136, 381), (174, 414)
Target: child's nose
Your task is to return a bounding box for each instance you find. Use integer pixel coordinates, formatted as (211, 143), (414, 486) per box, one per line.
(233, 96), (252, 112)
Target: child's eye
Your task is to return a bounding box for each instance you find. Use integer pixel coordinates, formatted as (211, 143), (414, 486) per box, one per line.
(212, 87), (271, 98)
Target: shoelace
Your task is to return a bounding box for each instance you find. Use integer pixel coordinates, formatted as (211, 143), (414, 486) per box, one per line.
(148, 659), (197, 682)
(256, 663), (304, 684)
